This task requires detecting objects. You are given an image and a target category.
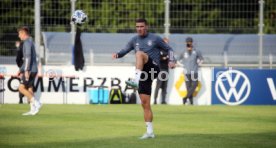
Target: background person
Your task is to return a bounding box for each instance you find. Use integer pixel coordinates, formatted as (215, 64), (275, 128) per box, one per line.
(178, 37), (203, 105)
(15, 40), (24, 104)
(153, 38), (170, 105)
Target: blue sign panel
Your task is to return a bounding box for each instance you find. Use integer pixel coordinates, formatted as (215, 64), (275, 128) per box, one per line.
(212, 68), (276, 105)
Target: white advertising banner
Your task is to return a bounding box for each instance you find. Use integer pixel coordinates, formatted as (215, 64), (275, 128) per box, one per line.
(161, 67), (212, 105)
(0, 65), (211, 105)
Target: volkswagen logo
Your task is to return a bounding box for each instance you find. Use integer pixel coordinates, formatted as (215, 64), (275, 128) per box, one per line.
(215, 70), (251, 105)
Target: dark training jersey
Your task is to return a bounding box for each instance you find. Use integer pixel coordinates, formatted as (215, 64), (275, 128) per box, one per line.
(117, 33), (175, 66)
(20, 37), (38, 73)
(159, 50), (169, 71)
(16, 42), (24, 68)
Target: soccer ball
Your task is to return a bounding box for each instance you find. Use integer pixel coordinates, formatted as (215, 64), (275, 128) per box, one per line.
(71, 10), (87, 24)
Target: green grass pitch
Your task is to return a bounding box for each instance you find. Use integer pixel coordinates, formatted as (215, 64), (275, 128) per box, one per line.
(0, 104), (276, 148)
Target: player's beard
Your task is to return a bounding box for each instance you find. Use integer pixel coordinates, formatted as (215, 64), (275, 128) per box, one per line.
(138, 30), (147, 37)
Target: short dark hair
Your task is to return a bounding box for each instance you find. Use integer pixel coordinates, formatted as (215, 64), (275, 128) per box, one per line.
(17, 26), (30, 35)
(136, 18), (148, 25)
(186, 37), (193, 42)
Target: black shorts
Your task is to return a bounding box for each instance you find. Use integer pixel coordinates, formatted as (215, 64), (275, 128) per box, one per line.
(20, 72), (37, 88)
(138, 58), (160, 95)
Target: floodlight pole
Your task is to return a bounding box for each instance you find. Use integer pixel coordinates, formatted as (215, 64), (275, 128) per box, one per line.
(164, 0), (171, 39)
(71, 0), (76, 45)
(68, 0), (77, 104)
(258, 0), (265, 69)
(35, 0), (41, 61)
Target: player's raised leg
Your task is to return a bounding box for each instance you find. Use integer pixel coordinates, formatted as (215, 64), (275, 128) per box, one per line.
(125, 51), (148, 88)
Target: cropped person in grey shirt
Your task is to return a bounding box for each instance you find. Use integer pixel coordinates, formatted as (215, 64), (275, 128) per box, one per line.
(178, 37), (203, 105)
(17, 26), (42, 115)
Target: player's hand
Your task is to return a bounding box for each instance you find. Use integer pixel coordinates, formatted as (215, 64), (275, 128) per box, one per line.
(17, 71), (22, 78)
(16, 71), (21, 76)
(176, 61), (183, 67)
(112, 53), (118, 59)
(197, 59), (203, 65)
(24, 71), (30, 81)
(168, 61), (176, 69)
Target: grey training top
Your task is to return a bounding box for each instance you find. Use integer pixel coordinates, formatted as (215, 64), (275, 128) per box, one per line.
(117, 33), (175, 66)
(20, 37), (38, 73)
(178, 49), (203, 74)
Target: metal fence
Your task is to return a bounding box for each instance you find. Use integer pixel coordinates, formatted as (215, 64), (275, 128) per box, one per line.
(0, 0), (275, 67)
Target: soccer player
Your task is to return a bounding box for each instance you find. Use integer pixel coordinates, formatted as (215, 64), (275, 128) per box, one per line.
(112, 18), (176, 139)
(17, 26), (41, 115)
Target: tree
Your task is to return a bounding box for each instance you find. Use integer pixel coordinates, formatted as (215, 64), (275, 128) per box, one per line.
(0, 0), (275, 56)
(77, 0), (164, 33)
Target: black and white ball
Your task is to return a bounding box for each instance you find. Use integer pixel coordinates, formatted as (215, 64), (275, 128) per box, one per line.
(71, 10), (87, 25)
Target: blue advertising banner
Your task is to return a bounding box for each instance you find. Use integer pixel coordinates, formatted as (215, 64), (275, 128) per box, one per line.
(212, 68), (276, 105)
